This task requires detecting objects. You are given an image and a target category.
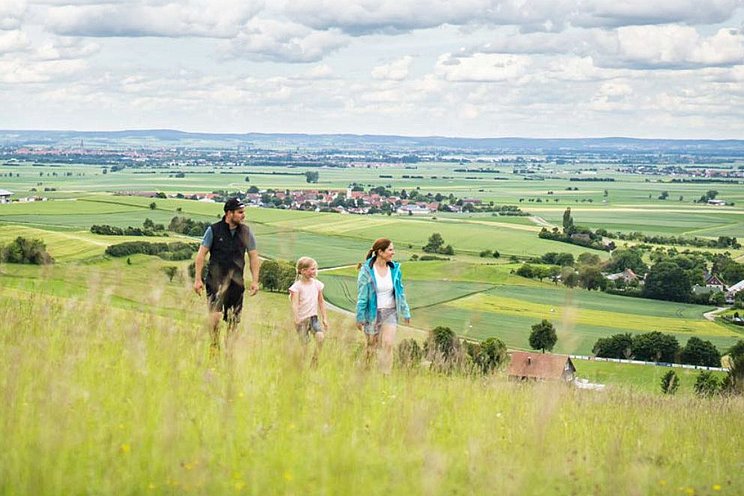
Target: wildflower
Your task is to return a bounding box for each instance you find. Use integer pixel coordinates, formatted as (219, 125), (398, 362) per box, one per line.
(283, 471), (293, 481)
(712, 485), (721, 491)
(119, 443), (131, 454)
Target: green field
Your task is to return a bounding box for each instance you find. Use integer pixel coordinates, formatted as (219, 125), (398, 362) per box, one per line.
(573, 359), (727, 394)
(2, 163), (743, 362)
(321, 262), (742, 355)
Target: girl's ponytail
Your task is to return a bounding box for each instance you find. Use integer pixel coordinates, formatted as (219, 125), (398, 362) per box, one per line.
(357, 238), (392, 270)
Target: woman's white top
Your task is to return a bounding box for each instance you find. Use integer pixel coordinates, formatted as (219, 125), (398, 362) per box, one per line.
(374, 264), (395, 309)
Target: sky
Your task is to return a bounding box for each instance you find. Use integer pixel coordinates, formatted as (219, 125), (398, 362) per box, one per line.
(1, 0), (744, 139)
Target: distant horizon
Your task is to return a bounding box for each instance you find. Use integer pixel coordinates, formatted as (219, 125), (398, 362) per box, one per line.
(2, 128), (744, 143)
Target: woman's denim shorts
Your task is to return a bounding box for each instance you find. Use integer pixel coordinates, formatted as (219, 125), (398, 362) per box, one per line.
(364, 307), (397, 335)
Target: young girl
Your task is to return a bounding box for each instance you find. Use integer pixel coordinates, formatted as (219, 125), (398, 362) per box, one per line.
(289, 257), (328, 361)
(356, 238), (411, 372)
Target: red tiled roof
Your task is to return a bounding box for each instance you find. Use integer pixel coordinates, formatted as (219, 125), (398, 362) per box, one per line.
(507, 351), (575, 380)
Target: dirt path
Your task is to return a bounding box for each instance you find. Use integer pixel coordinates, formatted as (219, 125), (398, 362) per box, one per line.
(703, 307), (727, 321)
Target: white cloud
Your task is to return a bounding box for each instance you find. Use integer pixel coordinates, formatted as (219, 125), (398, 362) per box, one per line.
(230, 18), (348, 63)
(0, 0), (26, 31)
(609, 25), (744, 68)
(34, 37), (99, 60)
(0, 57), (86, 83)
(435, 53), (532, 82)
(371, 55), (412, 80)
(575, 0), (743, 28)
(303, 63), (334, 79)
(0, 29), (29, 53)
(43, 1), (263, 38)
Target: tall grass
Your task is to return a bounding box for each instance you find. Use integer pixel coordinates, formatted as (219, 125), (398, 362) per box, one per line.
(1, 289), (743, 495)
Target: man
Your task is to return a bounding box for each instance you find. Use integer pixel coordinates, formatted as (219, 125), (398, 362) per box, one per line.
(193, 197), (260, 351)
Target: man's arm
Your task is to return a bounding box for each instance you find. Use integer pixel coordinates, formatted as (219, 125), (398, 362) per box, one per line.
(247, 249), (260, 295)
(193, 245), (209, 295)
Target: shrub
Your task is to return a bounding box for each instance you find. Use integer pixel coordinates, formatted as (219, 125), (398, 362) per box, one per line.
(258, 259), (296, 293)
(466, 337), (507, 375)
(660, 370), (679, 395)
(1, 237), (54, 265)
(426, 326), (463, 373)
(396, 339), (423, 369)
(693, 371), (720, 397)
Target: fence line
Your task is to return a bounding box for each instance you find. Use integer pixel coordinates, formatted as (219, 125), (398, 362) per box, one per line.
(569, 354), (729, 372)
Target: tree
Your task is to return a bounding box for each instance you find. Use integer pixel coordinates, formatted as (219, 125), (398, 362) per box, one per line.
(593, 333), (633, 359)
(163, 266), (178, 282)
(244, 176), (250, 182)
(426, 326), (463, 373)
(642, 261), (691, 302)
(709, 291), (726, 306)
(466, 337), (507, 374)
(681, 337), (721, 367)
(604, 248), (648, 275)
(726, 340), (744, 361)
(578, 266), (606, 291)
(258, 259), (296, 292)
(562, 207), (574, 233)
(305, 171), (319, 183)
(660, 370), (679, 395)
(247, 185), (259, 194)
(721, 353), (744, 395)
(693, 371), (720, 397)
(422, 233), (445, 253)
(516, 264), (535, 279)
(529, 319), (557, 353)
(577, 252), (601, 267)
(149, 202), (157, 210)
(631, 332), (679, 362)
(561, 267), (579, 288)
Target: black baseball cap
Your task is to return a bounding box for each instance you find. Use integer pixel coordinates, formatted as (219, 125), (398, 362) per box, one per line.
(224, 197), (245, 212)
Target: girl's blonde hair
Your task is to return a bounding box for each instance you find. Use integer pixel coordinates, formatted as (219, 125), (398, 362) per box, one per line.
(296, 256), (317, 279)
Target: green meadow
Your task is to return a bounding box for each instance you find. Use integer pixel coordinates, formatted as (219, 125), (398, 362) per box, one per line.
(1, 280), (743, 495)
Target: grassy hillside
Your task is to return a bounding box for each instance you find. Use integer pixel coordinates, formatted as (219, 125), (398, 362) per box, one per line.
(1, 285), (742, 495)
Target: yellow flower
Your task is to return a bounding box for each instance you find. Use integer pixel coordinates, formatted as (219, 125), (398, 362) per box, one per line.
(283, 471), (293, 481)
(119, 443), (131, 454)
(712, 485), (722, 491)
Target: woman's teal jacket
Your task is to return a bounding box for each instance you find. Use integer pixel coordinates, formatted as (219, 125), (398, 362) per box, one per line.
(356, 258), (411, 324)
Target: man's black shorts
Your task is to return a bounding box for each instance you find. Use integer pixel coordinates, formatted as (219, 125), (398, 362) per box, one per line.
(206, 281), (245, 323)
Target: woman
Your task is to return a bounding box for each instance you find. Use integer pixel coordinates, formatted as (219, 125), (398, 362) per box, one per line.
(356, 238), (411, 372)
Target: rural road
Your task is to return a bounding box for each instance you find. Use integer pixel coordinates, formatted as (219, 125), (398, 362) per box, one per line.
(703, 307), (727, 321)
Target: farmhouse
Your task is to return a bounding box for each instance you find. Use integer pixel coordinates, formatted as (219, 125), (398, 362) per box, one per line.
(0, 189), (12, 204)
(397, 204), (430, 215)
(707, 199), (726, 206)
(726, 279), (744, 304)
(507, 351), (576, 382)
(605, 268), (638, 283)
